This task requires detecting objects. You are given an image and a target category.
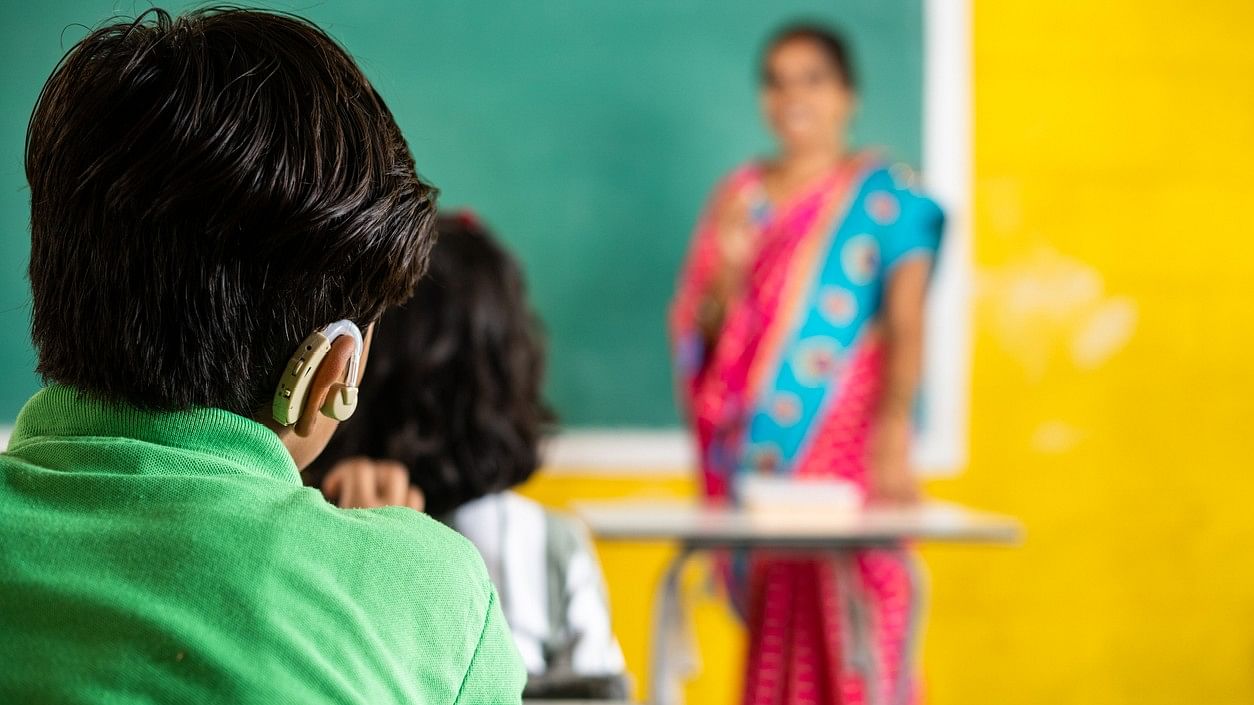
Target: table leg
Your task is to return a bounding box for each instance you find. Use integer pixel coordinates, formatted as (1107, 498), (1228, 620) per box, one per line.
(894, 551), (927, 705)
(648, 544), (696, 705)
(834, 553), (880, 705)
(645, 545), (925, 705)
(835, 548), (926, 705)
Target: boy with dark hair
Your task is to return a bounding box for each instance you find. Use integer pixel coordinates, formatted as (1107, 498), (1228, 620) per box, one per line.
(0, 8), (523, 703)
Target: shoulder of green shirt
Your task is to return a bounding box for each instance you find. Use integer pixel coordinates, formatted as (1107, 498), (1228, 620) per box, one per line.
(454, 587), (526, 704)
(361, 508), (526, 703)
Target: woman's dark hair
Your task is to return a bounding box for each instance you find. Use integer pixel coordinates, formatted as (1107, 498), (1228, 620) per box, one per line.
(25, 7), (436, 416)
(307, 214), (554, 516)
(761, 22), (857, 90)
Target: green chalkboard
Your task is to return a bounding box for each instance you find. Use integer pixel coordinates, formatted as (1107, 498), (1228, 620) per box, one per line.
(0, 0), (923, 425)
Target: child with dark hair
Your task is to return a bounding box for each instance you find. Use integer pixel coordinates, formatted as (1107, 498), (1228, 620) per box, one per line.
(0, 8), (522, 704)
(307, 214), (628, 699)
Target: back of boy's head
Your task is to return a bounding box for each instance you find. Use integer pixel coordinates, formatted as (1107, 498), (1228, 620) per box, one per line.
(25, 7), (436, 416)
(307, 215), (553, 516)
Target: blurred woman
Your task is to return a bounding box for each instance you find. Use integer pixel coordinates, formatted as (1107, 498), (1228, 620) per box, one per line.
(307, 214), (628, 700)
(670, 24), (944, 705)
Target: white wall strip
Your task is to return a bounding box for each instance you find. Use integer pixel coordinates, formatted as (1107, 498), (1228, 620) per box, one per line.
(914, 0), (972, 475)
(539, 428), (955, 478)
(0, 423), (956, 477)
(540, 428), (694, 475)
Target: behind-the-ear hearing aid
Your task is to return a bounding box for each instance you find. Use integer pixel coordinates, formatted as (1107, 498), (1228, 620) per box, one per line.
(272, 320), (363, 426)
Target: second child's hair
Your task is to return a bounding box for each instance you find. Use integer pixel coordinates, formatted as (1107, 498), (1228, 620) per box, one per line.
(308, 215), (553, 516)
(761, 22), (857, 90)
(25, 7), (437, 416)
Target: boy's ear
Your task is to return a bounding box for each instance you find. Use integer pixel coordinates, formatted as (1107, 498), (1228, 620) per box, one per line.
(359, 323), (375, 380)
(293, 336), (357, 438)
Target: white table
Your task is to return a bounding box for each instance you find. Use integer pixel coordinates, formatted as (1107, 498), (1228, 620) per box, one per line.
(574, 500), (1021, 705)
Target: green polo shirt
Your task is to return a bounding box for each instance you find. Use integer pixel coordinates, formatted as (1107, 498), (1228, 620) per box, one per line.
(0, 386), (524, 704)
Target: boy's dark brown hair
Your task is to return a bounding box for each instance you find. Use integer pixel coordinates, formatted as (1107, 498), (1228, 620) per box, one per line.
(25, 7), (436, 416)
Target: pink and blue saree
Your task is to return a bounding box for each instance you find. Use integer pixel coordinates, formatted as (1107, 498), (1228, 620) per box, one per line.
(670, 155), (943, 705)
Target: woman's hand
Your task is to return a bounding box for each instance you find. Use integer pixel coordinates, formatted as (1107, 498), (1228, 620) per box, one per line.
(867, 411), (920, 505)
(714, 190), (757, 281)
(322, 457), (425, 511)
(697, 189), (752, 338)
(698, 191), (757, 341)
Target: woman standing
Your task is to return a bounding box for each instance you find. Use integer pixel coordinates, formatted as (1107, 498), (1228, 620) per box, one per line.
(670, 24), (944, 705)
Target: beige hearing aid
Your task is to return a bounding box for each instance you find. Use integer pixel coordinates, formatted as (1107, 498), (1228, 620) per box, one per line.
(272, 320), (363, 426)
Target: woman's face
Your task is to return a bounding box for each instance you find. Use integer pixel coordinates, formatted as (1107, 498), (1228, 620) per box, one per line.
(761, 38), (854, 153)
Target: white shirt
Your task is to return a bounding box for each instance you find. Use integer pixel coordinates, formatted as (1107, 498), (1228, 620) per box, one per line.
(450, 491), (626, 677)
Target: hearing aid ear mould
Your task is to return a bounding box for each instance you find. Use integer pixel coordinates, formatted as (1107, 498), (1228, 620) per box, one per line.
(271, 320), (363, 426)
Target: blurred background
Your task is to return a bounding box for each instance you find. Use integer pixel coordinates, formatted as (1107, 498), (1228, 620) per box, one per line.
(3, 1), (1253, 703)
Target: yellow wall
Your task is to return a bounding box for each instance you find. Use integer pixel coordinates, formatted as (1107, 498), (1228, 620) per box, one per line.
(523, 1), (1254, 702)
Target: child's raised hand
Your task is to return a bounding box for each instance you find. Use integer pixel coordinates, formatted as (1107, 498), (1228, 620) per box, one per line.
(322, 457), (425, 511)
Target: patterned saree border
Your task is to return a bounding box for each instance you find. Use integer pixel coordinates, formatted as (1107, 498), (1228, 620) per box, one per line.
(743, 157), (878, 413)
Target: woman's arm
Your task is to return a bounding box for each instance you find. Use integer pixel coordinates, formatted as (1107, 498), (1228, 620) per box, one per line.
(670, 173), (757, 350)
(693, 191), (755, 345)
(868, 257), (932, 504)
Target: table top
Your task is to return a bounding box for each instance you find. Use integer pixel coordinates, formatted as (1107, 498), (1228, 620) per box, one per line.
(573, 499), (1022, 549)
